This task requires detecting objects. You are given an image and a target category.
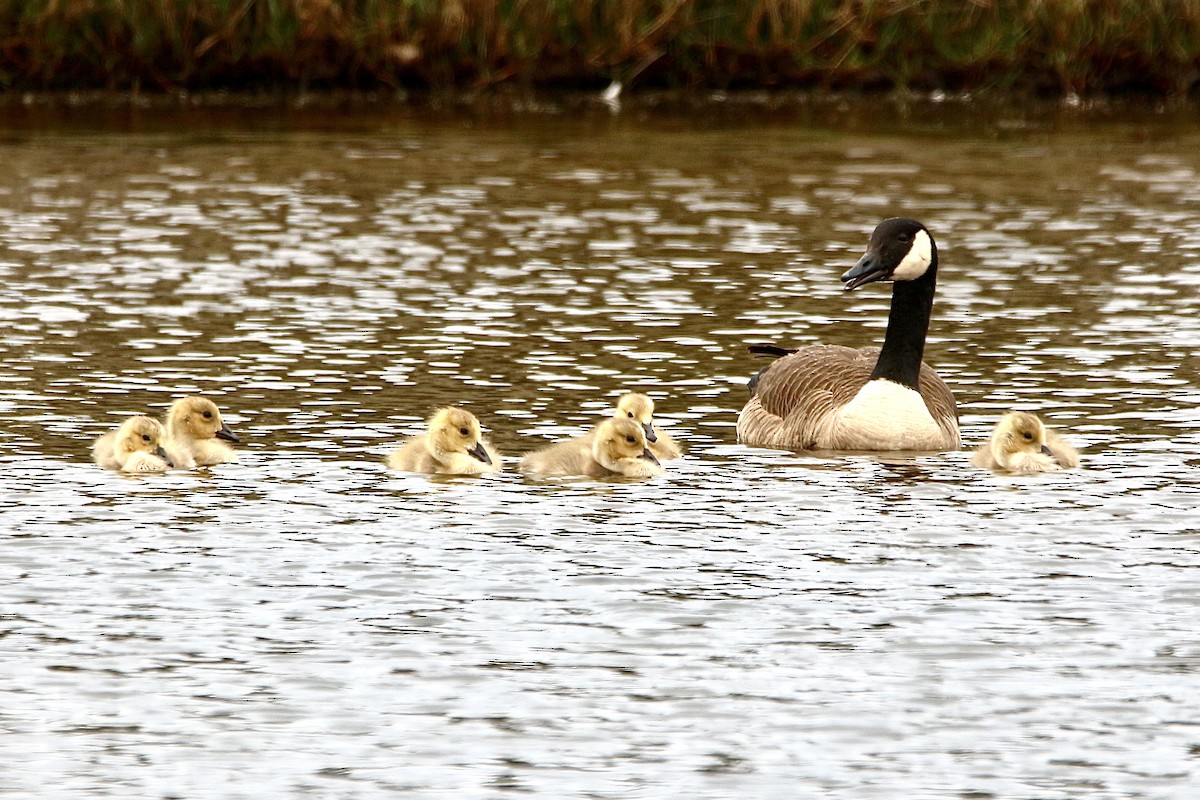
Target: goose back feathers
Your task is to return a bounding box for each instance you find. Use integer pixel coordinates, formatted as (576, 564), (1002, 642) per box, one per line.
(739, 345), (958, 451)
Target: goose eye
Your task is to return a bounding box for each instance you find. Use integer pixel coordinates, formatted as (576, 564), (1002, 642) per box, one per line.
(626, 411), (634, 418)
(459, 427), (469, 436)
(141, 434), (151, 442)
(1023, 432), (1033, 440)
(625, 435), (635, 443)
(202, 410), (213, 419)
(898, 233), (911, 243)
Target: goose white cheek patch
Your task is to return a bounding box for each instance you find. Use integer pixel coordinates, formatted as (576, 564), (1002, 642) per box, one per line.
(891, 229), (932, 280)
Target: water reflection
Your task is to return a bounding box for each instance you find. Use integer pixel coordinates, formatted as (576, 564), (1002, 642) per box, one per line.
(1, 105), (1198, 798)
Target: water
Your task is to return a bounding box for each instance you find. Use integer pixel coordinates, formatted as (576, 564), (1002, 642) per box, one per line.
(2, 99), (1198, 798)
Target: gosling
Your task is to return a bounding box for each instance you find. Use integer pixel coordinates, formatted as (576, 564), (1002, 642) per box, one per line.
(589, 392), (682, 461)
(163, 396), (240, 469)
(386, 407), (501, 475)
(971, 411), (1080, 475)
(520, 417), (664, 478)
(92, 415), (174, 473)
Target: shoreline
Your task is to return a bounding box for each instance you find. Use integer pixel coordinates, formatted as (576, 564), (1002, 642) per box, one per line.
(4, 85), (1198, 109)
(1, 87), (1197, 128)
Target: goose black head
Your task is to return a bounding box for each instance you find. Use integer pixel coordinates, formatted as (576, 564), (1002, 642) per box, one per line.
(842, 217), (935, 291)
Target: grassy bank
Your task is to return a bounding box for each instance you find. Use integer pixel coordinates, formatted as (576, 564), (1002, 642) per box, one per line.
(1, 1), (1198, 97)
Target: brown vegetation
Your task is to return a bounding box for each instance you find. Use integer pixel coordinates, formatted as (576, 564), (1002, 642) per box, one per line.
(1, 1), (1197, 96)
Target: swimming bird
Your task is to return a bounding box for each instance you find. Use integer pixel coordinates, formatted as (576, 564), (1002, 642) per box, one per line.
(520, 417), (663, 478)
(163, 396), (239, 469)
(386, 407), (501, 475)
(92, 415), (174, 473)
(581, 392), (682, 461)
(971, 411), (1079, 475)
(737, 217), (959, 451)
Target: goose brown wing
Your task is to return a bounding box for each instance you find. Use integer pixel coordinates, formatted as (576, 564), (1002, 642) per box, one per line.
(916, 360), (960, 445)
(755, 345), (877, 419)
(738, 345), (877, 449)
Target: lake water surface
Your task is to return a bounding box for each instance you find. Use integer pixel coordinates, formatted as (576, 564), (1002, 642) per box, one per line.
(1, 98), (1198, 798)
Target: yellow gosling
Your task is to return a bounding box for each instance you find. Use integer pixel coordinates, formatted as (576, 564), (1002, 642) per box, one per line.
(92, 415), (174, 473)
(611, 392), (682, 460)
(520, 417), (664, 478)
(163, 396), (239, 469)
(971, 411), (1080, 475)
(578, 392), (682, 460)
(386, 407), (501, 475)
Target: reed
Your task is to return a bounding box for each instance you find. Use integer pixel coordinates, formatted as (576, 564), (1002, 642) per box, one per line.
(1, 0), (1197, 95)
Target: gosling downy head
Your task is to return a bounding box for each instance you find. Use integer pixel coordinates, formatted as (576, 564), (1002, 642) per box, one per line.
(122, 415), (173, 468)
(166, 396), (239, 444)
(428, 407), (493, 466)
(593, 417), (663, 477)
(99, 415), (173, 472)
(614, 392), (658, 444)
(985, 411), (1061, 474)
(163, 395), (239, 469)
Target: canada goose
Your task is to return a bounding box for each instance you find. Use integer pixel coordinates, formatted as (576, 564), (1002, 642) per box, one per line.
(580, 392), (682, 461)
(386, 407), (501, 475)
(163, 396), (239, 469)
(971, 411), (1080, 475)
(520, 417), (664, 478)
(92, 415), (174, 473)
(737, 217), (959, 451)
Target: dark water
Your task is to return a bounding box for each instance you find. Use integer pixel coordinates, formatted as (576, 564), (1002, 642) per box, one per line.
(1, 100), (1198, 798)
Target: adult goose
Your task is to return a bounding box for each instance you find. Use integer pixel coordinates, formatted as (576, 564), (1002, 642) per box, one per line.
(737, 217), (959, 451)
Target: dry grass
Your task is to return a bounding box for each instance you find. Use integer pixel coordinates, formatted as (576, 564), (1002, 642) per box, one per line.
(1, 0), (1197, 95)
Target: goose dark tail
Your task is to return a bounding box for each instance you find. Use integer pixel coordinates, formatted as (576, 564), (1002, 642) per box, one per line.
(746, 344), (798, 395)
(748, 344), (797, 359)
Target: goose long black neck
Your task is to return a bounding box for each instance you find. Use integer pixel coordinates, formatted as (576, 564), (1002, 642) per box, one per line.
(870, 259), (937, 390)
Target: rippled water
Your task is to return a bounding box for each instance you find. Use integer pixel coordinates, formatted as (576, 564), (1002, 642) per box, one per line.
(2, 101), (1199, 798)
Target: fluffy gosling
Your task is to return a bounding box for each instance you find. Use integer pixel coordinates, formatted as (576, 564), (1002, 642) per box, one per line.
(92, 415), (174, 473)
(602, 392), (682, 461)
(163, 396), (240, 469)
(971, 411), (1080, 475)
(520, 417), (664, 478)
(387, 407), (501, 475)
